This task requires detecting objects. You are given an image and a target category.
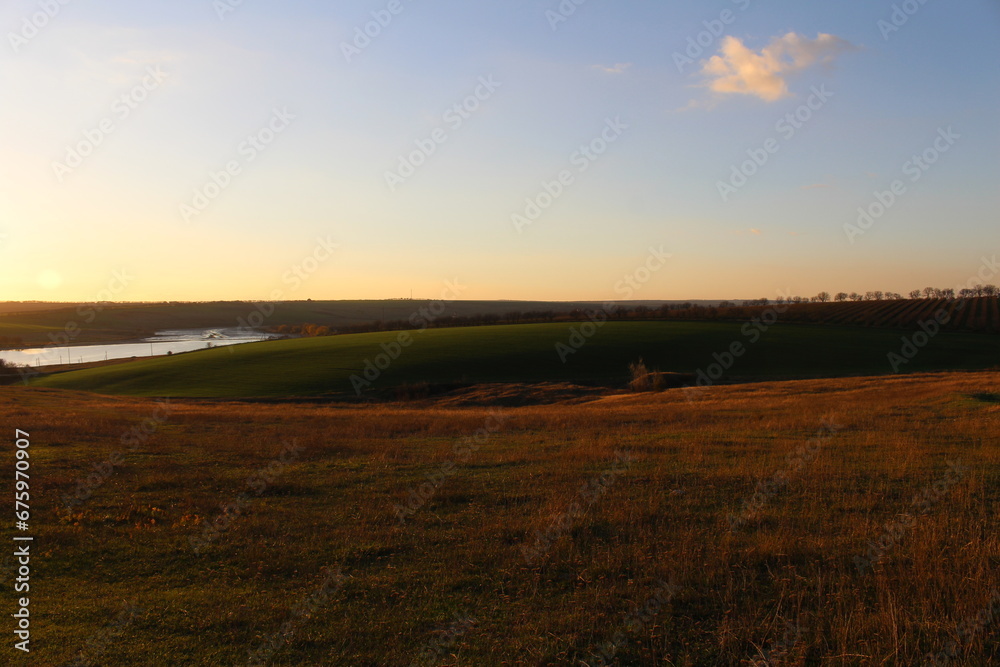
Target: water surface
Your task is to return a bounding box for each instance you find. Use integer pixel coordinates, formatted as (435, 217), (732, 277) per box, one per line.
(0, 328), (277, 368)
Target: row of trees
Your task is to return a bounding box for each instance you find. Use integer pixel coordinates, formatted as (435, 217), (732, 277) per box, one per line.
(825, 285), (999, 302)
(266, 288), (1000, 339)
(272, 323), (334, 337)
(742, 285), (1000, 306)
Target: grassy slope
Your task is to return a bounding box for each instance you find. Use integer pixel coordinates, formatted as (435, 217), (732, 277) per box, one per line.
(31, 321), (1000, 397)
(3, 372), (999, 664)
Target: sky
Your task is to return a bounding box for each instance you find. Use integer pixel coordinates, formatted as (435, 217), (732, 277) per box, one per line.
(0, 0), (998, 302)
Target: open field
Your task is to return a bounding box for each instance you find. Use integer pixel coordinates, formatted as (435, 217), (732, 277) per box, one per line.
(3, 298), (997, 351)
(0, 300), (680, 349)
(2, 371), (998, 664)
(750, 297), (1000, 334)
(29, 321), (1000, 398)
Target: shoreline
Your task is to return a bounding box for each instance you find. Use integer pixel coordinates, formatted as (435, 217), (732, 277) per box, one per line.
(0, 329), (287, 352)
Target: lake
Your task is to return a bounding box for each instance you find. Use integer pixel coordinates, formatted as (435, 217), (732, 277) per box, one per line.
(0, 328), (279, 368)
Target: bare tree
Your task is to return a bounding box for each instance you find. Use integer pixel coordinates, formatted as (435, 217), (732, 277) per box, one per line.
(835, 292), (849, 302)
(815, 291), (831, 302)
(909, 290), (922, 299)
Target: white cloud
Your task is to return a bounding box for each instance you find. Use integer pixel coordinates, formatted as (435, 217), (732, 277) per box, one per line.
(699, 32), (855, 102)
(592, 63), (631, 74)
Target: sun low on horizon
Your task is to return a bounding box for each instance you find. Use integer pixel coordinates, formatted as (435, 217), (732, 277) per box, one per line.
(1, 0), (998, 303)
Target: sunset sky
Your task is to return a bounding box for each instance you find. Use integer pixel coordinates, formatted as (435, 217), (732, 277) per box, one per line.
(1, 0), (997, 302)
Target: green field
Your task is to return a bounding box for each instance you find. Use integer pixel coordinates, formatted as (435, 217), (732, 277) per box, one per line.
(31, 321), (1000, 398)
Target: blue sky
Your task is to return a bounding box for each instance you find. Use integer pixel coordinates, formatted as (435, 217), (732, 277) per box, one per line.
(1, 0), (997, 301)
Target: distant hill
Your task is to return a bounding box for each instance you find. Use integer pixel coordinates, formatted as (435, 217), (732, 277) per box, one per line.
(0, 299), (720, 348)
(0, 302), (84, 315)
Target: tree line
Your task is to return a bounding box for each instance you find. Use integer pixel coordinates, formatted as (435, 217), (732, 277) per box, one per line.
(271, 287), (1000, 339)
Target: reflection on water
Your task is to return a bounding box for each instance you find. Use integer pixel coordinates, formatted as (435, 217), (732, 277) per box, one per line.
(0, 328), (279, 368)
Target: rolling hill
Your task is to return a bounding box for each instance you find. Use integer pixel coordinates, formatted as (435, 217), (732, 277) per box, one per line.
(31, 321), (1000, 398)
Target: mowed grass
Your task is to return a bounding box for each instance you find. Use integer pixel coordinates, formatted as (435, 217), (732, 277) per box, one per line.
(30, 321), (1000, 397)
(2, 372), (999, 664)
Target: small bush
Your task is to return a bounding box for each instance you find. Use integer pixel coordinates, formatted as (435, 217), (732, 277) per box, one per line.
(628, 359), (651, 392)
(394, 381), (432, 401)
(0, 358), (26, 385)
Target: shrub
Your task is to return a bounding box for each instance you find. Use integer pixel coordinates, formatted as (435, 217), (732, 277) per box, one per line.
(628, 359), (651, 392)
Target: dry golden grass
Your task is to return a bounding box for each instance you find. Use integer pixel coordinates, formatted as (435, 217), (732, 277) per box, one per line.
(1, 371), (998, 664)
